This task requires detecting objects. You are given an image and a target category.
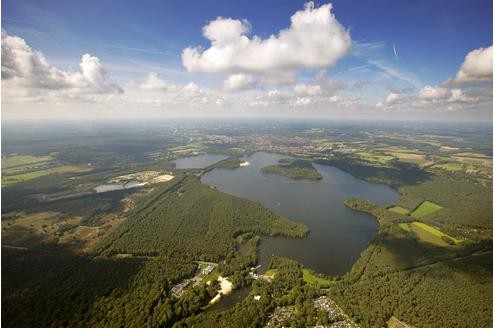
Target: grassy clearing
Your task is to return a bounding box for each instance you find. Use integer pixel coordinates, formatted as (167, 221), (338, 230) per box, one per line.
(264, 269), (277, 278)
(387, 152), (427, 165)
(3, 162), (53, 175)
(453, 152), (491, 158)
(2, 155), (54, 169)
(432, 163), (463, 171)
(202, 270), (220, 284)
(411, 201), (443, 218)
(2, 165), (91, 187)
(408, 222), (462, 246)
(357, 152), (394, 165)
(398, 223), (411, 232)
(388, 206), (410, 215)
(302, 268), (333, 285)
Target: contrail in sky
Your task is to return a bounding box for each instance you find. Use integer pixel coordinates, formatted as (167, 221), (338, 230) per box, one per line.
(393, 43), (398, 57)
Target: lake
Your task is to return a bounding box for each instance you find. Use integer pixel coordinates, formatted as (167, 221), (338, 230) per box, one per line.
(201, 151), (399, 276)
(94, 180), (147, 193)
(173, 153), (228, 169)
(205, 286), (252, 312)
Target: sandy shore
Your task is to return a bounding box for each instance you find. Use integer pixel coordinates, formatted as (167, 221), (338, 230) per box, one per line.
(152, 174), (174, 183)
(209, 276), (234, 304)
(239, 161), (251, 167)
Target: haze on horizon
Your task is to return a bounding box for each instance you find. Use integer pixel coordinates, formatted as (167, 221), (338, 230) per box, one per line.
(1, 0), (493, 121)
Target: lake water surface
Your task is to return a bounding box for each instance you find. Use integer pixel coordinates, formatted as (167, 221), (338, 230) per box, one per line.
(201, 152), (399, 276)
(173, 153), (228, 169)
(94, 180), (146, 193)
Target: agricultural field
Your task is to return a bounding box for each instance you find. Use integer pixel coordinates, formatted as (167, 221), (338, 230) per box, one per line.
(356, 152), (394, 165)
(388, 206), (410, 215)
(431, 162), (464, 171)
(411, 201), (443, 218)
(1, 154), (54, 168)
(386, 152), (428, 165)
(399, 221), (463, 246)
(2, 165), (92, 187)
(398, 223), (410, 231)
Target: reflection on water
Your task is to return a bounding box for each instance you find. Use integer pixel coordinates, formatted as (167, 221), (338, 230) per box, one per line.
(202, 152), (399, 276)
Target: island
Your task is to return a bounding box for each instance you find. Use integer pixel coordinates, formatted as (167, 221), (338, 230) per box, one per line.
(261, 158), (323, 180)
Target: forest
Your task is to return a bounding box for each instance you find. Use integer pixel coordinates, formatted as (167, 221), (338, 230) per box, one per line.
(1, 121), (492, 327)
(2, 174), (309, 327)
(261, 159), (323, 180)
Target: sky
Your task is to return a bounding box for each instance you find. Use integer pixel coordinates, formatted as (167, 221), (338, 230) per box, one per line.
(1, 0), (493, 121)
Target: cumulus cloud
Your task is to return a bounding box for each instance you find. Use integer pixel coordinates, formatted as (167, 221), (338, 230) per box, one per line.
(294, 97), (312, 106)
(418, 85), (449, 101)
(182, 2), (351, 77)
(454, 46), (493, 84)
(137, 72), (207, 107)
(1, 31), (122, 94)
(417, 85), (476, 104)
(140, 72), (176, 91)
(291, 74), (344, 105)
(376, 92), (400, 107)
(182, 82), (202, 94)
(294, 83), (322, 96)
(223, 73), (257, 91)
(328, 95), (340, 103)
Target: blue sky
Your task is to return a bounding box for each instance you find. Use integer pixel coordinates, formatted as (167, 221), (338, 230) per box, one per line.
(1, 0), (493, 120)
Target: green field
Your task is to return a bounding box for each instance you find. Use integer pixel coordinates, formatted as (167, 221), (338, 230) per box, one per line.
(411, 201), (443, 218)
(388, 206), (410, 215)
(387, 152), (428, 165)
(2, 165), (91, 187)
(432, 163), (463, 171)
(400, 221), (462, 246)
(357, 152), (394, 165)
(2, 155), (54, 168)
(301, 268), (333, 285)
(202, 270), (220, 283)
(398, 223), (411, 231)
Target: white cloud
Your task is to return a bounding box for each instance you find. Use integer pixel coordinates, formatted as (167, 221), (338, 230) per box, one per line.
(182, 82), (202, 94)
(140, 72), (176, 91)
(447, 89), (474, 103)
(454, 46), (493, 84)
(223, 73), (257, 91)
(376, 92), (400, 107)
(291, 75), (344, 104)
(385, 92), (399, 104)
(182, 2), (351, 76)
(262, 70), (298, 85)
(1, 31), (122, 97)
(416, 85), (477, 104)
(294, 83), (322, 96)
(202, 17), (251, 46)
(294, 97), (312, 106)
(418, 85), (449, 101)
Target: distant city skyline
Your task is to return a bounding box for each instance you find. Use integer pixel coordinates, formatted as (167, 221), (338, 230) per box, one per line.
(1, 0), (493, 121)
